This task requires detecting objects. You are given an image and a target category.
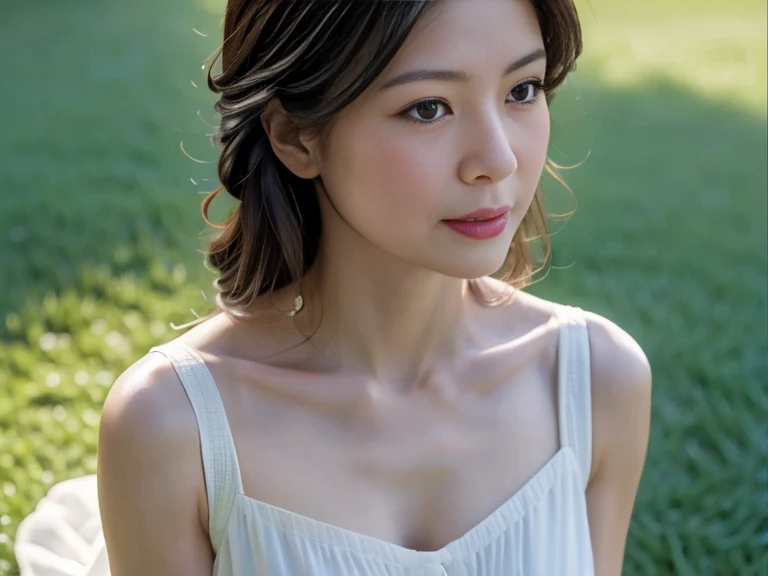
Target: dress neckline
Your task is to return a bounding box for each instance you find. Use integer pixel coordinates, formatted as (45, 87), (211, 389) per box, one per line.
(234, 446), (577, 566)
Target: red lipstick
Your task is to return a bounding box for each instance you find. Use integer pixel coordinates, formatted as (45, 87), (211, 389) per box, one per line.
(442, 205), (511, 240)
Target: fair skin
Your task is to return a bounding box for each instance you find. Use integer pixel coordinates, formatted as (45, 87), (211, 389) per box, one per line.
(97, 1), (652, 575)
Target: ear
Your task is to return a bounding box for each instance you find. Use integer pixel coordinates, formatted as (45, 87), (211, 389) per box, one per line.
(260, 99), (321, 179)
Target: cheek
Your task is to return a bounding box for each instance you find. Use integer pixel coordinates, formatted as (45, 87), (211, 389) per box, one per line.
(323, 126), (446, 233)
(367, 138), (443, 210)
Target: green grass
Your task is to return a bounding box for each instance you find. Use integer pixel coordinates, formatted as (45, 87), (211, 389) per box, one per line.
(0, 0), (766, 574)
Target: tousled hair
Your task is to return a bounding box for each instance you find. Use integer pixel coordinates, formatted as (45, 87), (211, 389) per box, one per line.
(201, 0), (583, 317)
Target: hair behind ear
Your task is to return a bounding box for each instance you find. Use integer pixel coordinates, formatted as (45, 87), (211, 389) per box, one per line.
(203, 121), (321, 311)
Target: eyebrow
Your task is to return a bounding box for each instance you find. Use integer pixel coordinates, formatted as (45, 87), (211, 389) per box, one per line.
(378, 48), (547, 92)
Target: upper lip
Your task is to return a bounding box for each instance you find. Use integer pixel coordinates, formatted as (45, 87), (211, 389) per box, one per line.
(444, 205), (511, 221)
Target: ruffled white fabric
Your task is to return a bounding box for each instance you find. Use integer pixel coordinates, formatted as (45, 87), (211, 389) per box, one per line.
(14, 475), (109, 576)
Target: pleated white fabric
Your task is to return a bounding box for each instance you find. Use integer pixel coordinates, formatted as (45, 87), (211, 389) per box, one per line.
(14, 304), (594, 576)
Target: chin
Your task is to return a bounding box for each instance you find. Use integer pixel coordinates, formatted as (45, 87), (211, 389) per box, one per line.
(429, 251), (510, 281)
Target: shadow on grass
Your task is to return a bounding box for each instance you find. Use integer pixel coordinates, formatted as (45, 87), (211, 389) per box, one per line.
(0, 0), (766, 574)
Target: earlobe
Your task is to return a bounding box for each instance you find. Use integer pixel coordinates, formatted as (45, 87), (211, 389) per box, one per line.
(261, 100), (321, 180)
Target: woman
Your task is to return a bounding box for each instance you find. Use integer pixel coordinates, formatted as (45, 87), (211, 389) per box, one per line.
(18, 1), (652, 575)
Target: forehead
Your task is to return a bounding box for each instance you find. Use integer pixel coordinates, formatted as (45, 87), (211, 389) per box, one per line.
(383, 0), (544, 74)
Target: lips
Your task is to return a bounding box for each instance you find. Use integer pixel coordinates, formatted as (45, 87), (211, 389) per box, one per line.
(441, 206), (511, 240)
(444, 205), (511, 222)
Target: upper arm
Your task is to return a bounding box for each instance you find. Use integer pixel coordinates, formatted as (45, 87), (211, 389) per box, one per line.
(583, 312), (653, 576)
(97, 355), (214, 576)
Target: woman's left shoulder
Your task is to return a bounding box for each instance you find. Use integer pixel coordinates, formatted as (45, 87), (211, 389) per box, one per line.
(504, 287), (653, 478)
(498, 284), (653, 489)
(574, 307), (653, 485)
(502, 285), (652, 382)
(577, 308), (653, 397)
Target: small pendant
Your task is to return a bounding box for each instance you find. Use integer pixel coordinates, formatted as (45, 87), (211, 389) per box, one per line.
(288, 295), (303, 317)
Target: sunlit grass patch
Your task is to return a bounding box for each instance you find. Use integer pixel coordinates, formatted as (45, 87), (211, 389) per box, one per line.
(575, 0), (767, 112)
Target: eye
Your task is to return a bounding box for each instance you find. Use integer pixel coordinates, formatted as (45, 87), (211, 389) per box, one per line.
(401, 99), (450, 124)
(506, 80), (544, 105)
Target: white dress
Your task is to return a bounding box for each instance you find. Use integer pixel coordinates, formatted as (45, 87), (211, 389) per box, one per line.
(15, 305), (595, 576)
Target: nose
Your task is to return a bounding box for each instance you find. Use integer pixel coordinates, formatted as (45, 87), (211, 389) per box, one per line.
(457, 110), (518, 185)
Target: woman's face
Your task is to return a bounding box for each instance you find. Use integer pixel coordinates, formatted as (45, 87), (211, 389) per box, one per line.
(314, 0), (550, 279)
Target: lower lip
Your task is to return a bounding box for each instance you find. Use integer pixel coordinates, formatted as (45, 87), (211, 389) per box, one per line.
(442, 212), (510, 240)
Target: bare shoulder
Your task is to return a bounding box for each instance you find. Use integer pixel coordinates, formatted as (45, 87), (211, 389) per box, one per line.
(99, 348), (206, 502)
(581, 310), (652, 398)
(486, 281), (653, 479)
(100, 349), (199, 450)
(98, 349), (205, 508)
(579, 309), (653, 481)
(97, 350), (213, 574)
(500, 282), (652, 405)
(566, 309), (653, 572)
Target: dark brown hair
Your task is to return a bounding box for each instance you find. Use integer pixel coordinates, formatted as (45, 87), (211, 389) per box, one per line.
(202, 0), (582, 315)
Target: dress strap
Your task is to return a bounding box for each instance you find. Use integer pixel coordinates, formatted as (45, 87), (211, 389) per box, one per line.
(556, 305), (593, 491)
(149, 341), (243, 553)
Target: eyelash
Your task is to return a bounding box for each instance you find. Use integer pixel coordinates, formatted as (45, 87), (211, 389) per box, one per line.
(398, 79), (546, 125)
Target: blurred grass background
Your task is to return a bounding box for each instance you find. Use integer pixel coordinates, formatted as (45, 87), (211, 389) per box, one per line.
(0, 0), (766, 574)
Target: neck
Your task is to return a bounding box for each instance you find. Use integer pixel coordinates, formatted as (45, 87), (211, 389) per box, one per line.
(294, 232), (475, 388)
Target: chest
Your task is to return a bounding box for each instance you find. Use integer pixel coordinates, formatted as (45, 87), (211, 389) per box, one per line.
(220, 371), (560, 551)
